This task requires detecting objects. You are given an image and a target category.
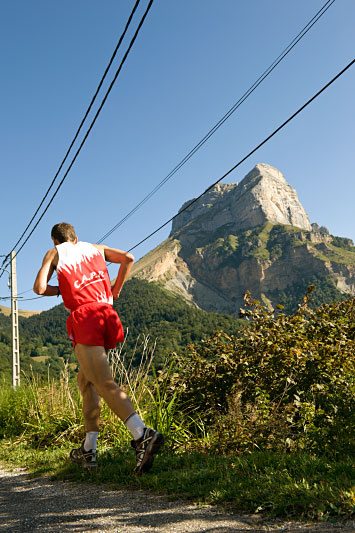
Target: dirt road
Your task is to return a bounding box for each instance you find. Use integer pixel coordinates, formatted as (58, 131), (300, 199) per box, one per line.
(1, 465), (353, 532)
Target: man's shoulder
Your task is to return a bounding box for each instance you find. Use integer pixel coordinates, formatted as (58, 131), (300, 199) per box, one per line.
(46, 246), (58, 256)
(91, 243), (105, 253)
(92, 243), (106, 260)
(44, 247), (59, 265)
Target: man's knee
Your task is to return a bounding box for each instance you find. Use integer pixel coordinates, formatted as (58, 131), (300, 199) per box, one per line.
(95, 377), (119, 397)
(77, 369), (92, 394)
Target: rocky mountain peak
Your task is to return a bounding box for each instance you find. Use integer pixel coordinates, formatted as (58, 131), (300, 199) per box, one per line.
(170, 163), (311, 236)
(242, 163), (287, 186)
(133, 162), (355, 315)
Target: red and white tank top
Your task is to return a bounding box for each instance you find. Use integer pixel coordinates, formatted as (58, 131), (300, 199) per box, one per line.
(56, 241), (113, 312)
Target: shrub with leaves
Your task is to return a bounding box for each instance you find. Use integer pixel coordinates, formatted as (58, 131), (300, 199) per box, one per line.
(163, 289), (355, 455)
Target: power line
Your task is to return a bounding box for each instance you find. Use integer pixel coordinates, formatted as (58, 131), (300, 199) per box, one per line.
(0, 1), (342, 297)
(17, 288), (36, 296)
(14, 0), (154, 258)
(126, 58), (355, 254)
(1, 1), (143, 274)
(0, 295), (43, 301)
(18, 296), (45, 302)
(0, 0), (153, 277)
(6, 57), (354, 303)
(96, 0), (335, 244)
(9, 1), (142, 258)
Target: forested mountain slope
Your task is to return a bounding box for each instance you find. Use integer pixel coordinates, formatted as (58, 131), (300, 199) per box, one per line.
(0, 278), (243, 381)
(131, 164), (355, 314)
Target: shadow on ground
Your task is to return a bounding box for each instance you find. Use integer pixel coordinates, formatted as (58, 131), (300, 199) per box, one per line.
(1, 462), (354, 532)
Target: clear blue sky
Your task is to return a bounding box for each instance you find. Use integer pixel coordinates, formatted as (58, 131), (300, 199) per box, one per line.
(0, 0), (354, 312)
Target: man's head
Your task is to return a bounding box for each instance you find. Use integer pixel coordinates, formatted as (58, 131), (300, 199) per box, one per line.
(51, 222), (77, 244)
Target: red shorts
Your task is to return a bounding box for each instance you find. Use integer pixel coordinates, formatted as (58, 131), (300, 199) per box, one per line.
(66, 302), (124, 350)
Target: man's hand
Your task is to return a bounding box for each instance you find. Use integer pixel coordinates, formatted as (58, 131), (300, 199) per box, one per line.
(112, 288), (121, 301)
(110, 249), (134, 301)
(94, 245), (134, 301)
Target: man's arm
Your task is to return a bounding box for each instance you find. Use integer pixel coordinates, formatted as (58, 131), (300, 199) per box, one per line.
(33, 248), (59, 296)
(94, 245), (134, 300)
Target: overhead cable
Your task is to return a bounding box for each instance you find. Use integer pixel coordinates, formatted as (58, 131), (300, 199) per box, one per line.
(8, 56), (354, 302)
(126, 58), (355, 253)
(0, 295), (43, 301)
(17, 288), (36, 296)
(6, 0), (141, 258)
(0, 0), (153, 277)
(96, 0), (335, 244)
(17, 296), (44, 302)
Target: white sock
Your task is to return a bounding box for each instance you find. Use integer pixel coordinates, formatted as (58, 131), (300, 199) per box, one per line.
(84, 431), (98, 451)
(124, 413), (145, 441)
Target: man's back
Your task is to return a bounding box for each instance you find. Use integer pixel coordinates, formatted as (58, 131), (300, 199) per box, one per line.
(56, 241), (113, 311)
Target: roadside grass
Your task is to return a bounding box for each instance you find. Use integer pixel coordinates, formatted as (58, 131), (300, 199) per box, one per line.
(1, 439), (355, 520)
(2, 312), (355, 522)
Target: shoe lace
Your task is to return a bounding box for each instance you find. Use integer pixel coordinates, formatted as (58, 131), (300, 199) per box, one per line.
(82, 448), (96, 461)
(136, 433), (152, 465)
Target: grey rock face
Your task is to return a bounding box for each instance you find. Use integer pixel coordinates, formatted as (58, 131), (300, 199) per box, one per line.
(312, 223), (330, 235)
(171, 163), (311, 236)
(132, 226), (355, 317)
(131, 163), (355, 316)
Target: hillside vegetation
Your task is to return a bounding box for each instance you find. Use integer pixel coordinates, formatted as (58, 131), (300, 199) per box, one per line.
(1, 289), (355, 519)
(6, 283), (352, 458)
(114, 278), (243, 366)
(0, 305), (40, 318)
(162, 289), (355, 455)
(0, 278), (243, 381)
(181, 222), (353, 313)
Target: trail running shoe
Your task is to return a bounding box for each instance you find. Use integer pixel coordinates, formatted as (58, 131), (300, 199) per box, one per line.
(131, 428), (164, 474)
(70, 441), (97, 469)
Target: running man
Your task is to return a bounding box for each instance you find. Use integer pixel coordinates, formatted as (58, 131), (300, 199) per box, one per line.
(33, 222), (164, 474)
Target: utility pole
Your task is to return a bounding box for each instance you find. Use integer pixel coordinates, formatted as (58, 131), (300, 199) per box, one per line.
(10, 251), (20, 387)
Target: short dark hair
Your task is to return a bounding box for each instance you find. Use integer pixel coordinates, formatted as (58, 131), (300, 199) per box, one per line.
(51, 223), (76, 243)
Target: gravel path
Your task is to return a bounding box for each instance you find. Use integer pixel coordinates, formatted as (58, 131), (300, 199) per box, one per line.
(1, 465), (354, 532)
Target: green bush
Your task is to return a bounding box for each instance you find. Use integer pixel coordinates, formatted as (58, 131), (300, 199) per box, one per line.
(163, 289), (355, 456)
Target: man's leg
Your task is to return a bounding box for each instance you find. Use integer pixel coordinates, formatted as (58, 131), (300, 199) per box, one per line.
(74, 343), (164, 474)
(77, 368), (101, 433)
(75, 344), (135, 421)
(77, 368), (101, 454)
(70, 368), (101, 468)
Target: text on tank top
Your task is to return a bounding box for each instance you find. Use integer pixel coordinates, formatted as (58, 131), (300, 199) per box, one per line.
(56, 241), (113, 311)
